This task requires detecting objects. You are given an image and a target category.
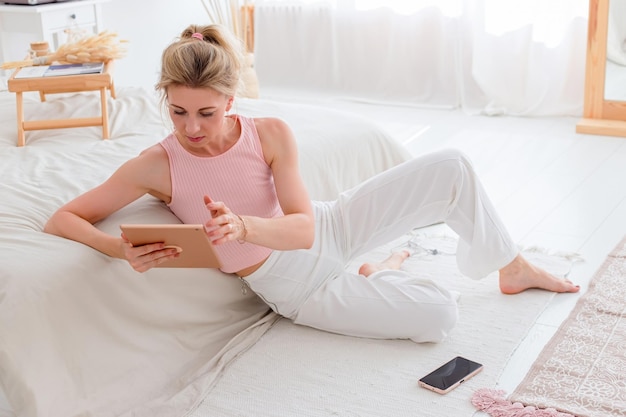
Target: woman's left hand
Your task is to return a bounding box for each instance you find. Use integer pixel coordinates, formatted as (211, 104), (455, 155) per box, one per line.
(203, 195), (246, 244)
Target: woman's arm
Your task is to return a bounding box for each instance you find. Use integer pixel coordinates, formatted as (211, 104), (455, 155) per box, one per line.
(44, 145), (177, 266)
(205, 117), (315, 250)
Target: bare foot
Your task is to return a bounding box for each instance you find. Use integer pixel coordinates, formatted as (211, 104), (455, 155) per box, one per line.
(359, 251), (410, 277)
(499, 254), (580, 294)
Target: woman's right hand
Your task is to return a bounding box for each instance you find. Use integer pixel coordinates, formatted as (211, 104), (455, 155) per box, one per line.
(120, 234), (181, 272)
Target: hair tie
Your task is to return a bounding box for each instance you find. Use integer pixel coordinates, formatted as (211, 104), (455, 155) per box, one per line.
(191, 32), (204, 41)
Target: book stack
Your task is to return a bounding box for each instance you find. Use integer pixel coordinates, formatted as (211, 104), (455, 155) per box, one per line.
(14, 62), (105, 79)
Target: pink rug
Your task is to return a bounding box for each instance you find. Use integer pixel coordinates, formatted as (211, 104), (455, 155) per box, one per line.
(473, 235), (626, 417)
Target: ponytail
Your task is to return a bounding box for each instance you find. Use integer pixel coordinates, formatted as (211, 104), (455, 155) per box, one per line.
(156, 24), (244, 99)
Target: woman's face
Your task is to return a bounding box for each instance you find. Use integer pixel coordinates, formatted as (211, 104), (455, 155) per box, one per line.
(166, 85), (233, 147)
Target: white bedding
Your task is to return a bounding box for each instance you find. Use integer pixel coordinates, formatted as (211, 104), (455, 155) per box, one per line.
(0, 87), (411, 416)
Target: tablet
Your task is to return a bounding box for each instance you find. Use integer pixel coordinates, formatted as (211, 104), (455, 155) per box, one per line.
(119, 224), (222, 268)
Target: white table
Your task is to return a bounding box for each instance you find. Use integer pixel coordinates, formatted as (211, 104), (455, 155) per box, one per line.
(0, 0), (110, 65)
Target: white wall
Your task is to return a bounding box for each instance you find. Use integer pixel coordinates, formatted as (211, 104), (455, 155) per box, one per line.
(101, 0), (211, 89)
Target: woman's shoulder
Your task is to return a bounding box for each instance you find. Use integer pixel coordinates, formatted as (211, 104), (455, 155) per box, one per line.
(115, 142), (170, 196)
(117, 143), (168, 176)
(247, 116), (297, 165)
(251, 116), (292, 138)
(138, 142), (169, 162)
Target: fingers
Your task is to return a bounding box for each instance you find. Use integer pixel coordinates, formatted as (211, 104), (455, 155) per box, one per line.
(202, 197), (245, 244)
(205, 213), (244, 244)
(204, 196), (226, 218)
(123, 241), (181, 273)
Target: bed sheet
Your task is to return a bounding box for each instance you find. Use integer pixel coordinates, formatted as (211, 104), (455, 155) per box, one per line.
(0, 87), (411, 416)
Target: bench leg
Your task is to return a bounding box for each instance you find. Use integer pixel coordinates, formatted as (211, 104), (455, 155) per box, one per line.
(109, 80), (116, 99)
(16, 92), (25, 147)
(100, 87), (110, 139)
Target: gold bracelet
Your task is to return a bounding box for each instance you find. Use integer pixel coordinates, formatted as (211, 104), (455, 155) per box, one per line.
(235, 213), (247, 244)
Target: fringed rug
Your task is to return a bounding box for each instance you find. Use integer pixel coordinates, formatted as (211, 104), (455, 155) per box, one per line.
(474, 235), (626, 417)
(191, 233), (579, 417)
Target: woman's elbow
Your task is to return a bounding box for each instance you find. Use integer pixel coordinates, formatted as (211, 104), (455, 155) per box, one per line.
(43, 210), (75, 237)
(43, 214), (59, 235)
(302, 234), (314, 249)
(301, 217), (315, 249)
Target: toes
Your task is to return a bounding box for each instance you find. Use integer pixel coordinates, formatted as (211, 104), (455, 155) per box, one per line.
(566, 282), (581, 293)
(390, 250), (411, 261)
(358, 263), (375, 277)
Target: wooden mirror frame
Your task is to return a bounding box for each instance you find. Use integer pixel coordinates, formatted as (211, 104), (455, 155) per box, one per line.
(576, 0), (626, 137)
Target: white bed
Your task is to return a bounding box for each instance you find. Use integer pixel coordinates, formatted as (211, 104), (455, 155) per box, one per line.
(0, 86), (412, 416)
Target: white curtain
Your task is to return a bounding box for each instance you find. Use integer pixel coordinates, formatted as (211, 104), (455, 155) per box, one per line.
(254, 0), (589, 116)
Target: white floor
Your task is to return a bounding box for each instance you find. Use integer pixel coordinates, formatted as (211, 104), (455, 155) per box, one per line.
(2, 95), (625, 416)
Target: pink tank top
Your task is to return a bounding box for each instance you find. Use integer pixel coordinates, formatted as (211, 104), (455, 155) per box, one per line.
(160, 116), (283, 273)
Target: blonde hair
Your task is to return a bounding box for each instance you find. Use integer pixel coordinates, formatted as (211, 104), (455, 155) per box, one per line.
(156, 24), (244, 100)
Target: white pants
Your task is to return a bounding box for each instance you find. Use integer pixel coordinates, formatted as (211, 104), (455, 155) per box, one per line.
(242, 149), (518, 343)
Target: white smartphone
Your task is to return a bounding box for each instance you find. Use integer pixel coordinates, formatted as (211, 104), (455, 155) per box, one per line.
(418, 356), (483, 394)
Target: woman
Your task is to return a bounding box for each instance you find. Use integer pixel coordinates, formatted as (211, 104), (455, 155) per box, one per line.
(45, 24), (578, 344)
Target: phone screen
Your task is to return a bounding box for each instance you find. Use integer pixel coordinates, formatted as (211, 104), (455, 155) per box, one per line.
(418, 356), (483, 393)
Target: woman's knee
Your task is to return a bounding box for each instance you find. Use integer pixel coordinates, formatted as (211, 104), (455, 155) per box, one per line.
(412, 148), (476, 187)
(431, 148), (472, 165)
(410, 301), (459, 343)
(438, 148), (475, 176)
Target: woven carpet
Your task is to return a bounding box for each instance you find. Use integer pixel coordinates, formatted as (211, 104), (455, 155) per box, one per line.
(191, 234), (577, 417)
(507, 235), (626, 417)
(475, 235), (626, 417)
